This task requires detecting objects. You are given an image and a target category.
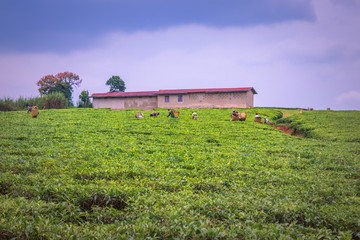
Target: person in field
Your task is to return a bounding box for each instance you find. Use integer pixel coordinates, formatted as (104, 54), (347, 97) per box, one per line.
(264, 116), (273, 125)
(150, 112), (160, 117)
(135, 112), (143, 118)
(167, 108), (173, 117)
(254, 112), (262, 123)
(192, 112), (198, 120)
(27, 105), (33, 113)
(30, 106), (39, 118)
(231, 110), (239, 121)
(167, 109), (179, 118)
(264, 116), (269, 123)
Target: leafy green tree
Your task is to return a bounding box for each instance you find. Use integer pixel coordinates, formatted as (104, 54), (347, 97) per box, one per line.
(37, 72), (82, 105)
(78, 90), (92, 108)
(106, 76), (126, 92)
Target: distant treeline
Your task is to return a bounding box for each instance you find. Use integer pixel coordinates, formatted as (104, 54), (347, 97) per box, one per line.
(0, 92), (71, 111)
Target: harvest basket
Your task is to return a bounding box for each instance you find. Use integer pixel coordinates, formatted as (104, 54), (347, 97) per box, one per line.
(239, 112), (247, 121)
(30, 106), (39, 118)
(254, 117), (262, 123)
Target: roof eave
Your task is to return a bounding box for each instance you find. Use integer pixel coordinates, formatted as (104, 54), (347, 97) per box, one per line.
(91, 87), (258, 98)
(91, 94), (157, 98)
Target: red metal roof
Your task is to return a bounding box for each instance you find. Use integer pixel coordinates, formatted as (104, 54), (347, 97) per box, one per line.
(91, 91), (158, 98)
(91, 87), (257, 98)
(157, 87), (256, 94)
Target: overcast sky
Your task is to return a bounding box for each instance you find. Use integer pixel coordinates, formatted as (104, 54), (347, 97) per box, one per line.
(1, 0), (359, 110)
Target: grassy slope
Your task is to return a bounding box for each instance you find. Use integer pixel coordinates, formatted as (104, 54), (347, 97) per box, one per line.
(0, 108), (359, 239)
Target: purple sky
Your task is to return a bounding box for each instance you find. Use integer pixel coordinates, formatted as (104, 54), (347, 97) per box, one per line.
(1, 0), (359, 110)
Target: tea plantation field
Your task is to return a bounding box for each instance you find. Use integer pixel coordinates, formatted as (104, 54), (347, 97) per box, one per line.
(0, 108), (359, 239)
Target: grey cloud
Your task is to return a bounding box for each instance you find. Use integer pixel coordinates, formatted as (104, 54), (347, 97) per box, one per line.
(0, 0), (315, 53)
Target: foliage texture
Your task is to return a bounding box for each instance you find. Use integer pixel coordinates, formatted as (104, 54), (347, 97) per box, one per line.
(0, 108), (359, 239)
(106, 76), (126, 92)
(0, 92), (68, 111)
(37, 72), (82, 105)
(78, 90), (93, 108)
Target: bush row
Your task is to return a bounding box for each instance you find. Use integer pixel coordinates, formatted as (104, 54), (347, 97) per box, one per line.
(0, 92), (69, 111)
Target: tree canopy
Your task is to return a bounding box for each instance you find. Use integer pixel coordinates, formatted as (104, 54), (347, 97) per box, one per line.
(37, 72), (82, 105)
(78, 90), (92, 108)
(106, 76), (126, 92)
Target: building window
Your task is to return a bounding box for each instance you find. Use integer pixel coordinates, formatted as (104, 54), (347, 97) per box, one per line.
(165, 96), (169, 102)
(178, 95), (183, 102)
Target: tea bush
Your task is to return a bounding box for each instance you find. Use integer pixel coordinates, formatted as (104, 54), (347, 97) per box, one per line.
(276, 110), (360, 141)
(0, 108), (359, 239)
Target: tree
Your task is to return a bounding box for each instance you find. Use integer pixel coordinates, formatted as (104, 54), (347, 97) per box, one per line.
(106, 76), (126, 92)
(78, 90), (92, 108)
(36, 74), (60, 95)
(37, 71), (82, 105)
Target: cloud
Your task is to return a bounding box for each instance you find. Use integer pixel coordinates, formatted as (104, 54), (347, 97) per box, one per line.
(0, 0), (359, 110)
(336, 91), (360, 102)
(0, 0), (315, 53)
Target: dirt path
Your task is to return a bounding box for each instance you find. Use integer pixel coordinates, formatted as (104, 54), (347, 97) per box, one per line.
(275, 125), (302, 137)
